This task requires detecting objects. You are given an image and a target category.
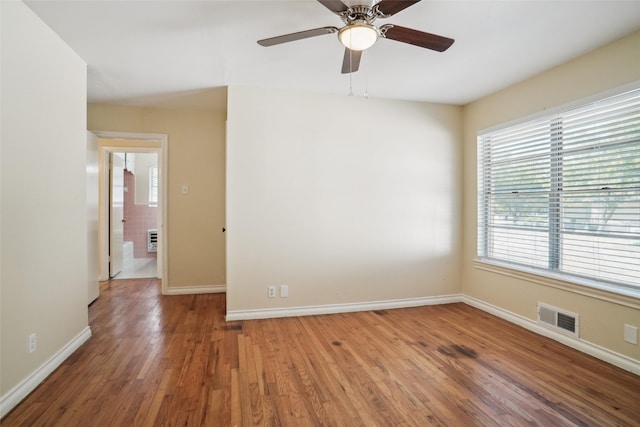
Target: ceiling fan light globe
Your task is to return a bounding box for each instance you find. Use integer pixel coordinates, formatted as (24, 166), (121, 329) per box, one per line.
(338, 24), (378, 51)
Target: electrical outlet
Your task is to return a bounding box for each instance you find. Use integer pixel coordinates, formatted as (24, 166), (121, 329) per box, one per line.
(624, 324), (638, 345)
(268, 286), (276, 298)
(280, 285), (288, 298)
(28, 333), (36, 354)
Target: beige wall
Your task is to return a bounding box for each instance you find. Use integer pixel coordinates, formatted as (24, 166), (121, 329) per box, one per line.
(1, 0), (88, 401)
(88, 104), (226, 289)
(226, 86), (463, 313)
(462, 30), (640, 360)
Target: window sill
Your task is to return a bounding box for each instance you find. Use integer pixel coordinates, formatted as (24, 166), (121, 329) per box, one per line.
(472, 259), (640, 310)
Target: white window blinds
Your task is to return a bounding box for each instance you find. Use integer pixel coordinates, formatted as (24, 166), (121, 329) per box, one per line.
(478, 88), (640, 292)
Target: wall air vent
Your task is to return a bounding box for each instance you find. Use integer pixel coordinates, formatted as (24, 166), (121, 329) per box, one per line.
(148, 229), (158, 253)
(537, 303), (579, 337)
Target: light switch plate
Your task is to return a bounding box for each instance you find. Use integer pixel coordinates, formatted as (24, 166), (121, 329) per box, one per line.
(624, 324), (638, 345)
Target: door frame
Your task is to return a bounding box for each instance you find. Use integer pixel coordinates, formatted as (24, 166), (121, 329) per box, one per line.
(109, 152), (125, 278)
(87, 131), (100, 304)
(94, 131), (169, 294)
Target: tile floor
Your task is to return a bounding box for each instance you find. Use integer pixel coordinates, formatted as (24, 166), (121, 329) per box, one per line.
(117, 257), (157, 279)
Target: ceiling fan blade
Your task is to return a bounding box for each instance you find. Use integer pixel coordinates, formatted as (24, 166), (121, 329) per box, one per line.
(375, 0), (421, 17)
(341, 48), (362, 74)
(258, 26), (338, 47)
(381, 25), (454, 52)
(316, 0), (349, 14)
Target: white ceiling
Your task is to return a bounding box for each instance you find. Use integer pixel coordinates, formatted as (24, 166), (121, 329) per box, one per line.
(25, 0), (640, 110)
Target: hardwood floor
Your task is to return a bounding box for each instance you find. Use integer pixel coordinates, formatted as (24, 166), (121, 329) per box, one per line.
(3, 278), (639, 426)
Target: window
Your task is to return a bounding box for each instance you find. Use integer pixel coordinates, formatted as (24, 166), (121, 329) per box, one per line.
(478, 87), (640, 293)
(149, 166), (158, 207)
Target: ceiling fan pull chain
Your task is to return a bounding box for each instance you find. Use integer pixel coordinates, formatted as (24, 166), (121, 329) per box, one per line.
(348, 49), (354, 96)
(364, 50), (369, 99)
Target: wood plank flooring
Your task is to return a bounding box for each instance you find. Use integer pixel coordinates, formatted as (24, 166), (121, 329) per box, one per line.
(3, 278), (639, 426)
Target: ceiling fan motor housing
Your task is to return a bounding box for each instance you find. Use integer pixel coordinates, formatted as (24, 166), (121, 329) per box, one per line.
(338, 5), (381, 51)
(341, 5), (378, 25)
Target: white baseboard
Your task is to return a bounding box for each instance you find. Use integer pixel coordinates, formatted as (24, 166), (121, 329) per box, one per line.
(0, 326), (92, 418)
(226, 294), (463, 321)
(164, 284), (226, 295)
(463, 295), (640, 376)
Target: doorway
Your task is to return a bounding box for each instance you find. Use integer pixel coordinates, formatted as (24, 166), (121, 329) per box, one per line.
(95, 131), (168, 292)
(111, 151), (159, 279)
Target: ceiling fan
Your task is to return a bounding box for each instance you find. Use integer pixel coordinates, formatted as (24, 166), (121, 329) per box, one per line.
(257, 0), (454, 74)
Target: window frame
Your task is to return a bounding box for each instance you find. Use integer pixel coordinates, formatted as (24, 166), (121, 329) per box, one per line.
(149, 166), (159, 207)
(476, 83), (640, 300)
